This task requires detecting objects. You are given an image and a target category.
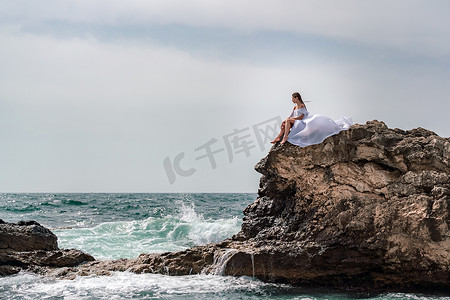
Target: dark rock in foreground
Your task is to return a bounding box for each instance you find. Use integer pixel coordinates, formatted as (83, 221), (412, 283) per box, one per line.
(0, 220), (94, 275)
(2, 121), (449, 292)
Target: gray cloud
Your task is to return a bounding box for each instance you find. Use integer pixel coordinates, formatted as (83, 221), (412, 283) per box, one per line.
(2, 0), (450, 56)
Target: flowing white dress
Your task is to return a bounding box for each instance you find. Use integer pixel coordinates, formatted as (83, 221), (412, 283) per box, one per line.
(286, 107), (353, 147)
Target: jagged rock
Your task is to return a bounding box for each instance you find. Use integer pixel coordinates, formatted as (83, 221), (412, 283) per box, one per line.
(0, 220), (94, 275)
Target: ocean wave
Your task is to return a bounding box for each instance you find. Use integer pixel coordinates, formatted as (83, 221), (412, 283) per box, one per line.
(54, 201), (242, 260)
(0, 271), (295, 300)
(61, 199), (89, 206)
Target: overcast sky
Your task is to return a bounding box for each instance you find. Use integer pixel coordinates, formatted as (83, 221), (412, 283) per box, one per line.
(1, 0), (449, 193)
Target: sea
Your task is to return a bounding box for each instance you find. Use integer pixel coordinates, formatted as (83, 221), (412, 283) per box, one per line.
(0, 193), (448, 300)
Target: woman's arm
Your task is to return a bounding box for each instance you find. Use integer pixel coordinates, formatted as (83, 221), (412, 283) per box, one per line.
(289, 114), (304, 121)
(281, 109), (295, 128)
(288, 109), (294, 118)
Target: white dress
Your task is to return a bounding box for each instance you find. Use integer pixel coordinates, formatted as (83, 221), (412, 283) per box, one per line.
(286, 107), (353, 147)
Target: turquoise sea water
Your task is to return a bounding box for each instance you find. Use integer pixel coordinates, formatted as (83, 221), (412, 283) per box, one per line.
(0, 193), (448, 300)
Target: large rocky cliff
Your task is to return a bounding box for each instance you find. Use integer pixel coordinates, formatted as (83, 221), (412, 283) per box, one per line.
(229, 120), (450, 290)
(2, 120), (449, 291)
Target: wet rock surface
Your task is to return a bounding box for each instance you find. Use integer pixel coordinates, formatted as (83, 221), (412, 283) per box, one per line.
(2, 121), (449, 292)
(0, 220), (94, 275)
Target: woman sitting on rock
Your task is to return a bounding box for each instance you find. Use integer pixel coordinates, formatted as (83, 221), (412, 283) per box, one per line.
(271, 92), (353, 146)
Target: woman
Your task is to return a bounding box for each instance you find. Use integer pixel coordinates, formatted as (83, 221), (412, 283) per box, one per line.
(271, 92), (307, 144)
(271, 92), (353, 146)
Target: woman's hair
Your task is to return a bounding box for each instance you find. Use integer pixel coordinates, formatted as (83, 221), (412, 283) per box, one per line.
(292, 92), (306, 109)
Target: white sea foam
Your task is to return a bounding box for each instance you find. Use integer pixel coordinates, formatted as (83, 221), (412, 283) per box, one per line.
(178, 201), (241, 245)
(54, 201), (242, 260)
(1, 271), (432, 300)
(0, 271), (274, 300)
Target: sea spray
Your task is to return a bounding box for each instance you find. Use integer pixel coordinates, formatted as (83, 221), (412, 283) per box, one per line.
(177, 201), (241, 245)
(55, 200), (242, 260)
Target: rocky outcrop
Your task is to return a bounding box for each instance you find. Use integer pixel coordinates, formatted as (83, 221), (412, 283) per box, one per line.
(47, 244), (221, 279)
(2, 121), (449, 292)
(0, 220), (94, 275)
(226, 120), (449, 290)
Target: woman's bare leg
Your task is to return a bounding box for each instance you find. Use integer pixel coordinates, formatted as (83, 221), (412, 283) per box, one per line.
(271, 126), (285, 143)
(280, 120), (293, 144)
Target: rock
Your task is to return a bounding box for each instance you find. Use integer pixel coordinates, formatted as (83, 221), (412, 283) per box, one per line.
(223, 120), (449, 290)
(0, 219), (58, 251)
(0, 220), (94, 274)
(51, 245), (218, 278)
(1, 249), (95, 268)
(0, 265), (21, 276)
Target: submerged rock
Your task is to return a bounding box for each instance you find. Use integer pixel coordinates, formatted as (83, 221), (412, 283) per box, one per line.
(2, 120), (449, 292)
(0, 220), (94, 275)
